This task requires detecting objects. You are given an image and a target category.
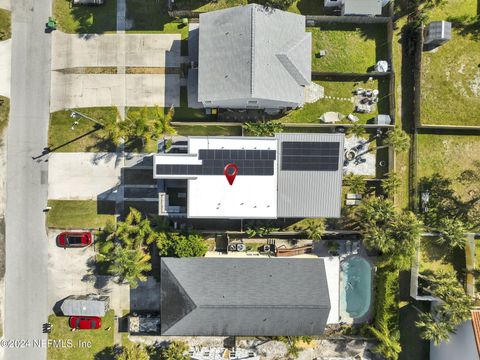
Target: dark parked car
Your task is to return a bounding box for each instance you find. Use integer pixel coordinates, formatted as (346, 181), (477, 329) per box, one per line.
(56, 232), (92, 248)
(69, 316), (101, 330)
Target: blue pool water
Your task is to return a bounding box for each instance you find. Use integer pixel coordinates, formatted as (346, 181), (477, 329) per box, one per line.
(340, 256), (372, 320)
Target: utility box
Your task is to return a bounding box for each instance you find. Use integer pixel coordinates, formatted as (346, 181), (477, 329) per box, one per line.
(374, 114), (392, 125)
(424, 21), (452, 46)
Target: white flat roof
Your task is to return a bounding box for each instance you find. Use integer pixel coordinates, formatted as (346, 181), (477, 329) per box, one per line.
(155, 137), (278, 218)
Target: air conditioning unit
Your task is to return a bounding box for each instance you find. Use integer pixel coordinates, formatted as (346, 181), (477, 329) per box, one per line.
(236, 243), (246, 251)
(228, 244), (237, 252)
(263, 244), (271, 252)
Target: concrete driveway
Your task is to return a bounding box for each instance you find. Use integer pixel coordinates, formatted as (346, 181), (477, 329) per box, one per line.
(47, 229), (129, 316)
(52, 32), (181, 69)
(0, 40), (11, 97)
(48, 152), (122, 200)
(51, 73), (180, 111)
(51, 32), (181, 111)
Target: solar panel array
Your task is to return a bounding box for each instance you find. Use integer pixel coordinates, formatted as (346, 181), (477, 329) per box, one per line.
(156, 149), (276, 176)
(281, 142), (340, 171)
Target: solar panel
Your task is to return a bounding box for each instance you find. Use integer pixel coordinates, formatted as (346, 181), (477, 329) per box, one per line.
(156, 149), (277, 177)
(281, 142), (340, 171)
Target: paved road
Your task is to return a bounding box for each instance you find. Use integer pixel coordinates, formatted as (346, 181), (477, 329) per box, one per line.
(4, 0), (52, 359)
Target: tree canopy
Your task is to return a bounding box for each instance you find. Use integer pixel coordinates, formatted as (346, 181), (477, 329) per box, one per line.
(158, 341), (190, 360)
(155, 232), (208, 258)
(355, 197), (422, 270)
(242, 120), (284, 137)
(416, 269), (473, 345)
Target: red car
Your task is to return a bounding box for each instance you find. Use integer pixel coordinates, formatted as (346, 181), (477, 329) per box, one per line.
(56, 232), (92, 248)
(69, 316), (101, 330)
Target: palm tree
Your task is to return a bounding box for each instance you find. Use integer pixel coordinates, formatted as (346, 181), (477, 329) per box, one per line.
(151, 105), (176, 139)
(117, 343), (150, 360)
(381, 172), (402, 197)
(415, 312), (453, 346)
(435, 217), (467, 249)
(344, 173), (367, 194)
(242, 120), (284, 136)
(362, 128), (410, 155)
(369, 320), (402, 360)
(384, 128), (410, 153)
(302, 219), (326, 241)
(349, 123), (366, 138)
(160, 341), (190, 360)
(108, 246), (152, 288)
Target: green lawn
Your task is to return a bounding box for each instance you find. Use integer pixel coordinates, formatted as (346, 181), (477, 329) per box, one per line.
(173, 86), (214, 121)
(48, 108), (118, 152)
(48, 311), (114, 360)
(126, 0), (189, 40)
(417, 134), (480, 199)
(172, 0), (247, 12)
(282, 80), (388, 123)
(53, 0), (117, 33)
(0, 96), (9, 134)
(288, 0), (326, 15)
(420, 0), (480, 126)
(47, 200), (115, 229)
(309, 23), (388, 73)
(174, 124), (242, 136)
(0, 8), (11, 40)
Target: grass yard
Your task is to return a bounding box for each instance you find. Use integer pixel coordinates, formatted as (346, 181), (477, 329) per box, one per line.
(53, 0), (117, 33)
(0, 8), (11, 40)
(420, 0), (480, 126)
(309, 23), (388, 73)
(282, 79), (388, 123)
(288, 0), (326, 15)
(48, 108), (118, 152)
(48, 311), (114, 360)
(173, 86), (214, 121)
(172, 0), (247, 12)
(47, 200), (115, 229)
(126, 0), (189, 39)
(174, 124), (242, 136)
(417, 134), (480, 199)
(0, 96), (9, 134)
(392, 16), (410, 210)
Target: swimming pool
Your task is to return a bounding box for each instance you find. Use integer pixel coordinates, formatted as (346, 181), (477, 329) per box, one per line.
(340, 256), (372, 321)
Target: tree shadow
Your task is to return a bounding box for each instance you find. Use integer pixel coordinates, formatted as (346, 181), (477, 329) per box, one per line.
(94, 345), (121, 360)
(65, 0), (117, 34)
(447, 15), (480, 41)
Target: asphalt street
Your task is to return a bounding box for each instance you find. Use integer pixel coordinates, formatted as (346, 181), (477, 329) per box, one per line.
(4, 0), (52, 359)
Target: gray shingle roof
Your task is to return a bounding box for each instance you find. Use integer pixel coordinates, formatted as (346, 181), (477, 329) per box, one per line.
(198, 4), (311, 104)
(160, 258), (331, 336)
(275, 133), (344, 218)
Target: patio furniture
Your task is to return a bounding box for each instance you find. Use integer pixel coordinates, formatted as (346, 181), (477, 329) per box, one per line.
(346, 199), (362, 206)
(347, 113), (359, 122)
(320, 111), (344, 123)
(365, 90), (373, 97)
(355, 104), (372, 113)
(346, 193), (362, 200)
(355, 88), (365, 95)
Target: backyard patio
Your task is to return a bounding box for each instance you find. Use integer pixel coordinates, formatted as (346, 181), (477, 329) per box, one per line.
(283, 79), (390, 124)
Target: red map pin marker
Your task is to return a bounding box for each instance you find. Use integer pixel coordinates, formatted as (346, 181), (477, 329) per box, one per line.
(224, 163), (238, 185)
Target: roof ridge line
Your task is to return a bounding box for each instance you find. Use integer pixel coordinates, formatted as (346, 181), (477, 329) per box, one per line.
(250, 5), (255, 97)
